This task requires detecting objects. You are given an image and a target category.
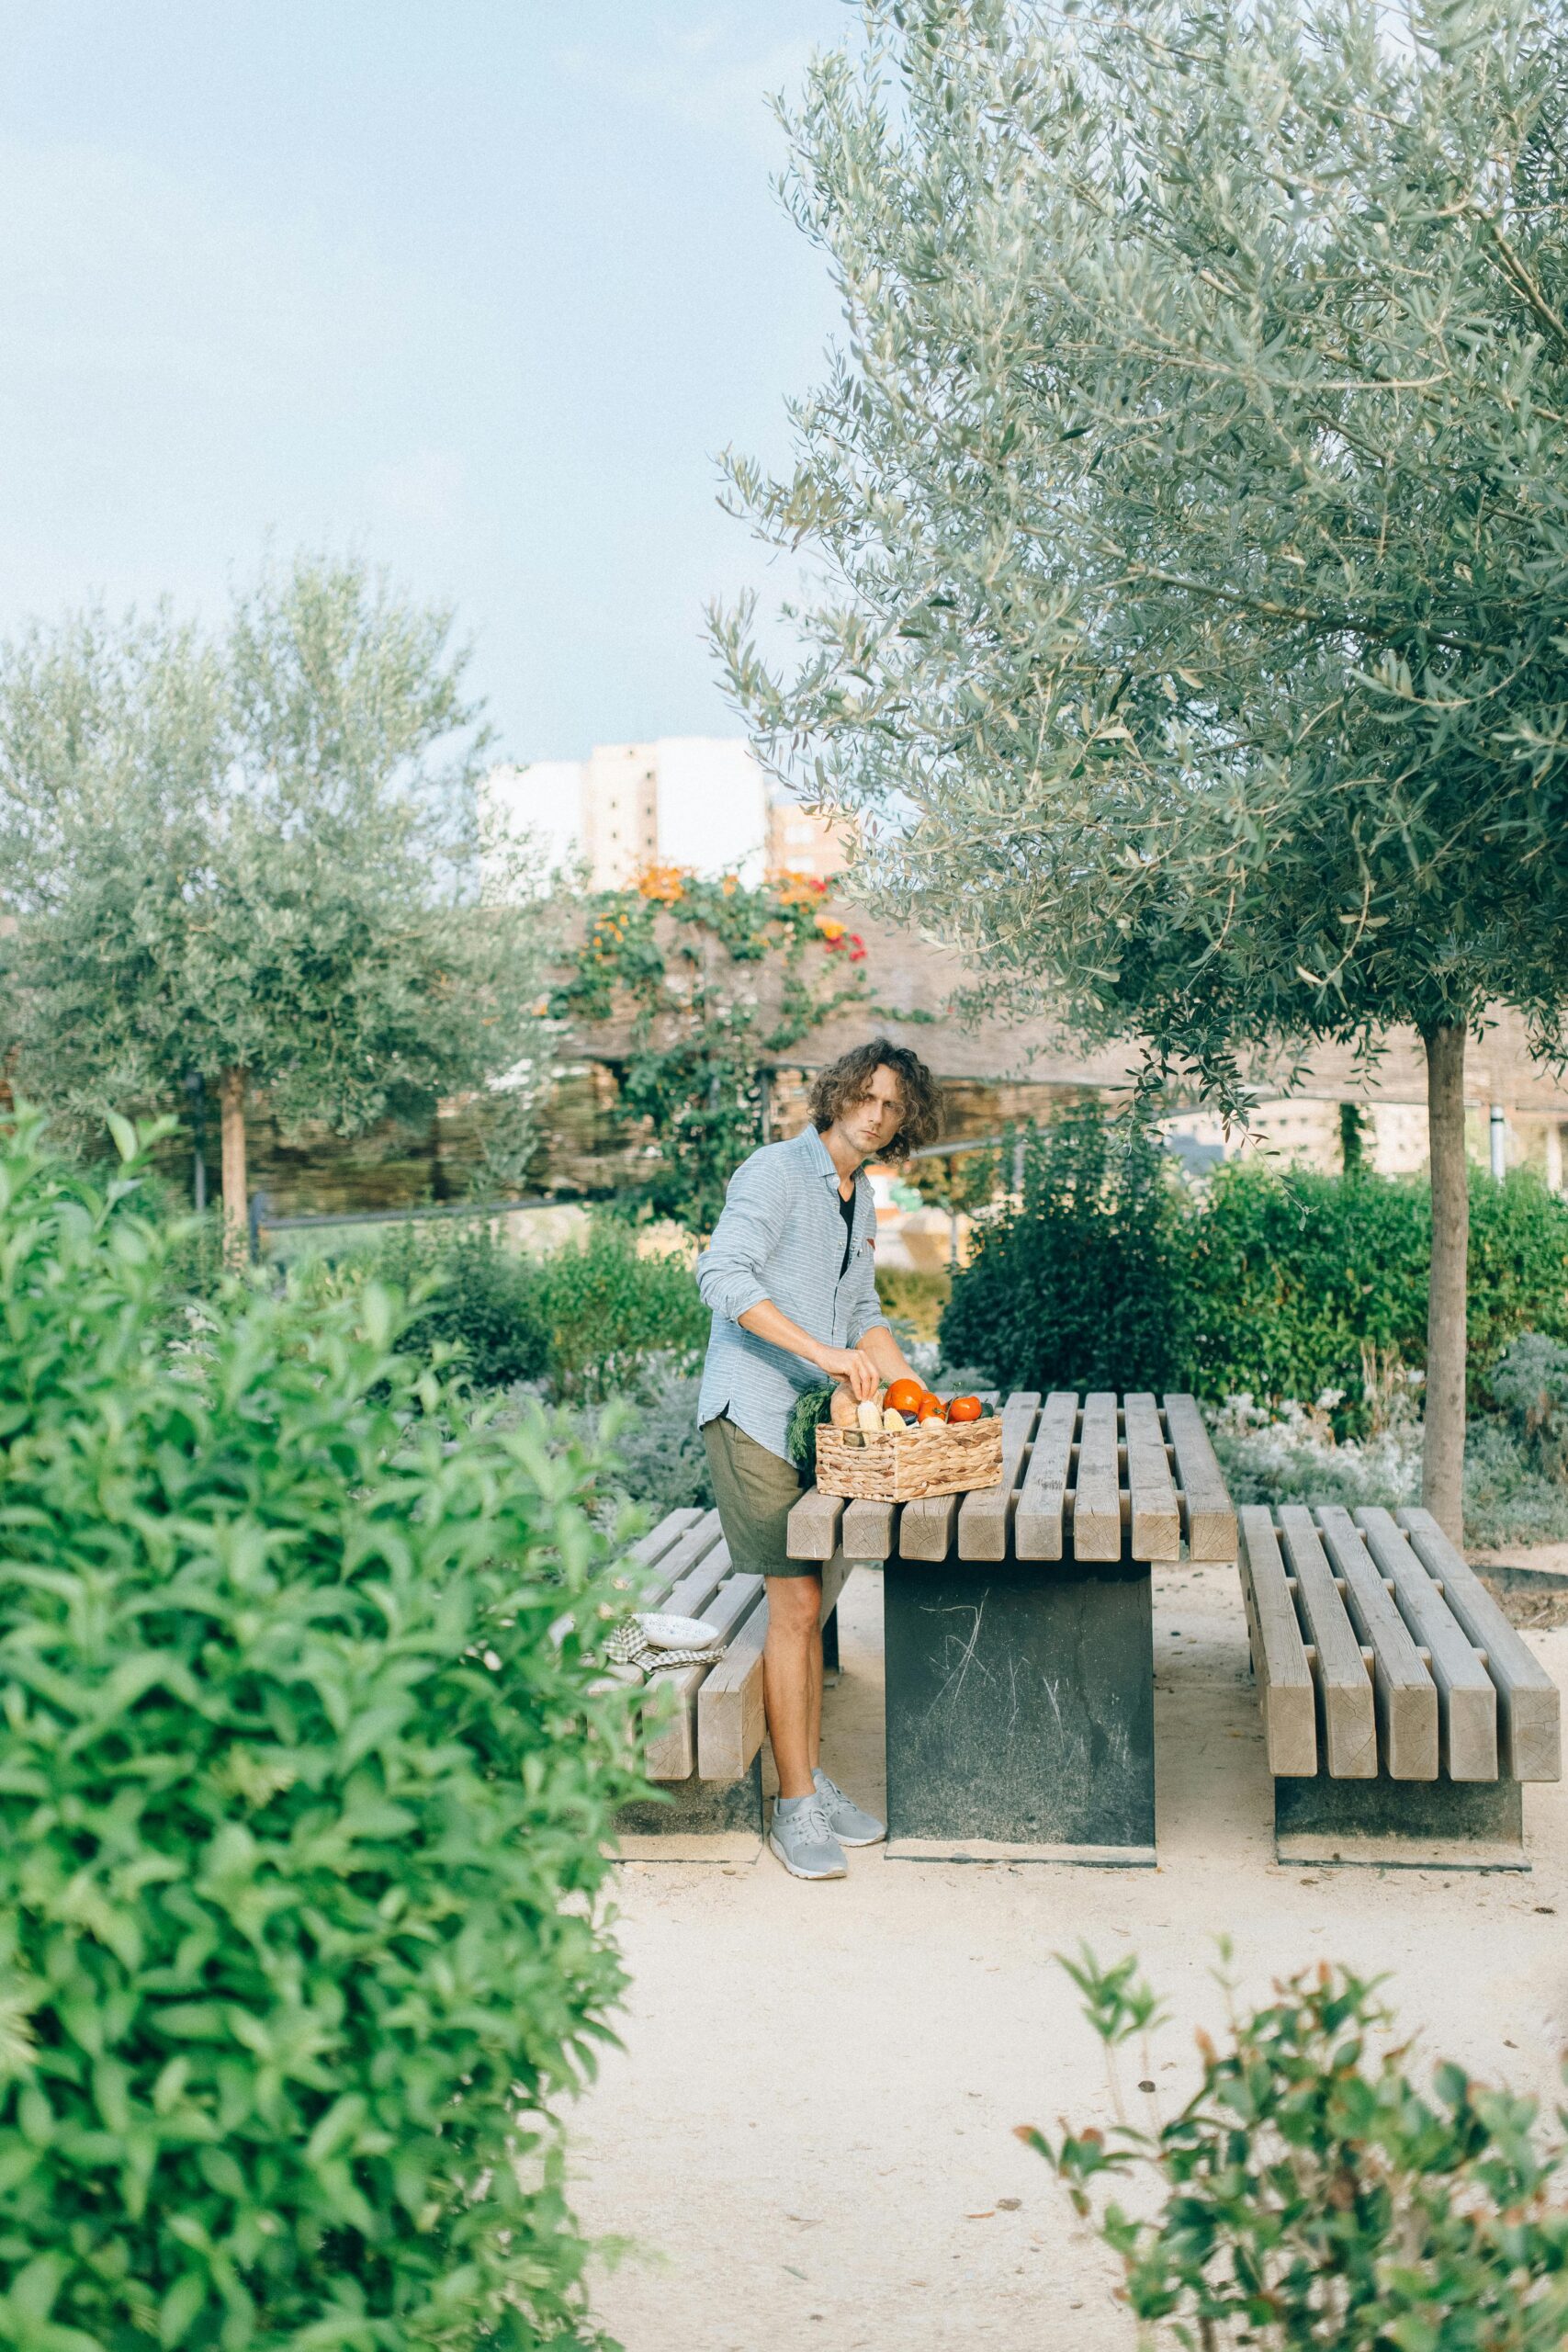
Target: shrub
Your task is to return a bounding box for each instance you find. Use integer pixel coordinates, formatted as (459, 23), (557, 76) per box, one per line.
(533, 1220), (708, 1403)
(1188, 1160), (1568, 1419)
(0, 1111), (644, 2347)
(1031, 1950), (1568, 2350)
(585, 1363), (716, 1518)
(340, 1216), (553, 1391)
(938, 1103), (1191, 1392)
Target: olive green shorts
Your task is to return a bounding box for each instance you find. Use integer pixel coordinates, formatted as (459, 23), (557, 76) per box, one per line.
(702, 1413), (816, 1580)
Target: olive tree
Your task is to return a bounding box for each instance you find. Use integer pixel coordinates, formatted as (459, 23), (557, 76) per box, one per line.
(0, 553), (550, 1248)
(714, 0), (1568, 1538)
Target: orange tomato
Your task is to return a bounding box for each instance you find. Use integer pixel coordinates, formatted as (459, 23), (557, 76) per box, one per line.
(885, 1377), (925, 1417)
(917, 1398), (946, 1423)
(947, 1395), (983, 1422)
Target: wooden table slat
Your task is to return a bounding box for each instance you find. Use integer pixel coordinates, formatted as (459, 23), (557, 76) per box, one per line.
(1071, 1391), (1122, 1561)
(1396, 1508), (1562, 1782)
(1123, 1391), (1181, 1562)
(1354, 1508), (1498, 1781)
(956, 1392), (1041, 1560)
(843, 1497), (897, 1559)
(1161, 1394), (1237, 1559)
(1013, 1392), (1080, 1560)
(1236, 1506), (1317, 1775)
(1277, 1505), (1376, 1778)
(1314, 1507), (1437, 1781)
(787, 1487), (844, 1561)
(899, 1490), (958, 1560)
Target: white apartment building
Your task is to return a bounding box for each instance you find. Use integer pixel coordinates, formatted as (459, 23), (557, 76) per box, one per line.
(484, 737), (769, 890)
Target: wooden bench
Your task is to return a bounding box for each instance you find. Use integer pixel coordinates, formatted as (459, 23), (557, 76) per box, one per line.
(786, 1392), (1236, 1863)
(1237, 1501), (1562, 1868)
(611, 1508), (851, 1860)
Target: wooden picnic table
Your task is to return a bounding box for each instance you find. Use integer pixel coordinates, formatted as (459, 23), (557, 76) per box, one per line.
(785, 1390), (1236, 1863)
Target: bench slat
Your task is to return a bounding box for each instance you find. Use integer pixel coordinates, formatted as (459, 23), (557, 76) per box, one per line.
(659, 1538), (734, 1627)
(1162, 1394), (1237, 1559)
(1071, 1391), (1122, 1560)
(786, 1487), (843, 1562)
(1236, 1507), (1317, 1775)
(1013, 1391), (1079, 1561)
(1124, 1391), (1181, 1562)
(644, 1572), (764, 1780)
(1354, 1509), (1498, 1781)
(1396, 1509), (1562, 1783)
(697, 1553), (852, 1781)
(628, 1507), (703, 1571)
(1314, 1507), (1437, 1781)
(1277, 1506), (1376, 1778)
(956, 1392), (1041, 1560)
(640, 1510), (728, 1609)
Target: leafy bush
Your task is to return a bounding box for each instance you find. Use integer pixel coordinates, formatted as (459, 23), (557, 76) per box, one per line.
(586, 1363), (716, 1518)
(1484, 1331), (1568, 1485)
(939, 1104), (1191, 1393)
(340, 1216), (553, 1391)
(0, 1111), (644, 2346)
(533, 1220), (708, 1403)
(1032, 1950), (1568, 2350)
(941, 1108), (1568, 1427)
(1187, 1160), (1568, 1419)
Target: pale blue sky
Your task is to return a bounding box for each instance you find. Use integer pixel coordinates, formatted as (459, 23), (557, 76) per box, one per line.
(0, 2), (852, 763)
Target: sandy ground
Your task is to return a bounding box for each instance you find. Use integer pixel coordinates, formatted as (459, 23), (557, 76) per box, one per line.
(571, 1555), (1568, 2352)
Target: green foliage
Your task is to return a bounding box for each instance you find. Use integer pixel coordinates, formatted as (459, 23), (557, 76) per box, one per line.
(0, 1110), (643, 2346)
(551, 870), (867, 1234)
(716, 0), (1568, 1080)
(1187, 1162), (1568, 1417)
(785, 1384), (836, 1470)
(0, 551), (552, 1182)
(943, 1113), (1568, 1425)
(1483, 1330), (1568, 1482)
(584, 1367), (716, 1520)
(530, 1221), (709, 1404)
(939, 1105), (1192, 1393)
(1030, 1951), (1568, 2349)
(336, 1218), (553, 1393)
(873, 1267), (951, 1345)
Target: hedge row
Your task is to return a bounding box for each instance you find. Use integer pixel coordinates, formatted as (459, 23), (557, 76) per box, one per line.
(940, 1105), (1568, 1425)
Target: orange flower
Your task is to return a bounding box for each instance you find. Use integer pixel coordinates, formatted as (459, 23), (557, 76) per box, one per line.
(636, 864), (690, 902)
(816, 915), (846, 942)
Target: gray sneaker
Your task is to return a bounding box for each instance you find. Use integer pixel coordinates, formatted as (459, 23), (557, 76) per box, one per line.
(769, 1796), (847, 1881)
(813, 1768), (886, 1848)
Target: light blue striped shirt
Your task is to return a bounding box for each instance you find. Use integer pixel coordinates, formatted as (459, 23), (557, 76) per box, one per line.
(695, 1123), (890, 1463)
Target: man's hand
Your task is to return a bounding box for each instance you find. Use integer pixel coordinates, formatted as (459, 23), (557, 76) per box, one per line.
(817, 1345), (882, 1402)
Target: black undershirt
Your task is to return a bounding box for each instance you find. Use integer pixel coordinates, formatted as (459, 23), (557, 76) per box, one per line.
(838, 1187), (856, 1279)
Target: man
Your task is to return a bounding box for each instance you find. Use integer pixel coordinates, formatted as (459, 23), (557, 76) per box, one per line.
(695, 1038), (941, 1879)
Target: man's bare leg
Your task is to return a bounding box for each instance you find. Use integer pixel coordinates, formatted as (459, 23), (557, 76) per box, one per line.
(763, 1572), (822, 1800)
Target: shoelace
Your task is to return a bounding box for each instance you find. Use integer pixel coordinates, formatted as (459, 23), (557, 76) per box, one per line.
(814, 1771), (847, 1809)
(783, 1798), (835, 1846)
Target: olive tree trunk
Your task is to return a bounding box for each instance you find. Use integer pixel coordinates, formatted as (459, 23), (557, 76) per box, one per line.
(220, 1068), (249, 1257)
(1421, 1023), (1468, 1544)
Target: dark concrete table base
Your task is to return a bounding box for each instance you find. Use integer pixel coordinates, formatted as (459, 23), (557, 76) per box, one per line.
(615, 1756), (763, 1862)
(1275, 1770), (1527, 1871)
(881, 1549), (1156, 1864)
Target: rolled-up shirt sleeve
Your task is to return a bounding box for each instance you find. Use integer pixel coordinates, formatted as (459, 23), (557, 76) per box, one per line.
(695, 1153), (787, 1324)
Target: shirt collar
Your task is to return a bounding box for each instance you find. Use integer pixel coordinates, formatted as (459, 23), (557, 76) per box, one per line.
(799, 1122), (852, 1187)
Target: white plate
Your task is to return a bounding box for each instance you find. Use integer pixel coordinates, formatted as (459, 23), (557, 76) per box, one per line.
(638, 1611), (722, 1650)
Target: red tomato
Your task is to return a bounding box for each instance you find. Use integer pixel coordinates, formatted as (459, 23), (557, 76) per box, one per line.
(917, 1398), (946, 1423)
(885, 1377), (925, 1417)
(947, 1395), (983, 1422)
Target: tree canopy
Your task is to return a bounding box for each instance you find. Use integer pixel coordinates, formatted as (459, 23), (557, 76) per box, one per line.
(0, 553), (551, 1234)
(715, 0), (1568, 1532)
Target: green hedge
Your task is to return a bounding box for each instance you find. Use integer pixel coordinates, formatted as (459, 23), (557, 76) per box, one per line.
(942, 1107), (1568, 1423)
(309, 1214), (710, 1402)
(0, 1112), (643, 2345)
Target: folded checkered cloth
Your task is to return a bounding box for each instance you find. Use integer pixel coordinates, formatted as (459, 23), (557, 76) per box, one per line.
(603, 1616), (728, 1679)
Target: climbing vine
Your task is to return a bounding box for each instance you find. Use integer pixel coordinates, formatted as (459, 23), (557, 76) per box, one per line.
(553, 868), (870, 1234)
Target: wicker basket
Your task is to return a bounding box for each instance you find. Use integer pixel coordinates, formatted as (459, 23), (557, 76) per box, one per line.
(814, 1416), (1004, 1503)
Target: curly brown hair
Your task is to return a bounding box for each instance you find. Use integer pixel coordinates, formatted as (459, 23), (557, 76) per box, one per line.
(806, 1038), (942, 1160)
